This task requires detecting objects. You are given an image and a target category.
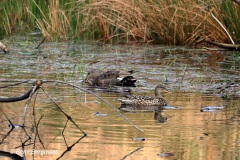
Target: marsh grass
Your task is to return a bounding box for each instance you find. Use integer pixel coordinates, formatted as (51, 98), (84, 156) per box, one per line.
(83, 0), (240, 44)
(0, 0), (239, 44)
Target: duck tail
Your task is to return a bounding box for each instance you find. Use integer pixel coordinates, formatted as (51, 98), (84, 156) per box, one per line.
(119, 76), (137, 87)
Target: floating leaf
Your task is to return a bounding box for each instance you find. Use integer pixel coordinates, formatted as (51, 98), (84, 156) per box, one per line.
(162, 106), (182, 109)
(93, 112), (108, 116)
(200, 106), (225, 112)
(157, 152), (174, 157)
(132, 138), (146, 141)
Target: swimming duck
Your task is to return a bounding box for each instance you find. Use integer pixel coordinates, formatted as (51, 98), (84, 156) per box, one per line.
(85, 69), (137, 87)
(119, 84), (170, 111)
(0, 42), (7, 53)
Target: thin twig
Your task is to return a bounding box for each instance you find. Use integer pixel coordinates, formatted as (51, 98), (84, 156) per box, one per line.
(45, 130), (62, 149)
(43, 80), (144, 132)
(210, 10), (235, 44)
(36, 36), (47, 49)
(34, 115), (45, 148)
(22, 85), (38, 138)
(121, 147), (143, 160)
(33, 115), (45, 160)
(40, 86), (87, 135)
(62, 119), (69, 147)
(0, 109), (15, 144)
(56, 134), (86, 160)
(32, 91), (46, 149)
(0, 80), (30, 89)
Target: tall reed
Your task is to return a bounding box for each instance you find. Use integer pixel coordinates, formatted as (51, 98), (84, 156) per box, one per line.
(0, 0), (239, 44)
(81, 0), (240, 44)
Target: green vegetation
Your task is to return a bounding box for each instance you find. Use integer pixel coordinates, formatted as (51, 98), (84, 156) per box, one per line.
(0, 0), (239, 44)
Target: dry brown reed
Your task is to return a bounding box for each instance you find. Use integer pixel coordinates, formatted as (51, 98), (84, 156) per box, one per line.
(1, 0), (29, 35)
(1, 0), (239, 44)
(27, 0), (70, 41)
(79, 0), (239, 44)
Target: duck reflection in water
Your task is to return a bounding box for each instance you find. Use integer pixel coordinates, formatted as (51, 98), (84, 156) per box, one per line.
(154, 111), (169, 123)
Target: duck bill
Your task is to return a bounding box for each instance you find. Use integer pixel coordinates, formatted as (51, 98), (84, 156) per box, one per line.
(85, 78), (93, 85)
(163, 89), (172, 94)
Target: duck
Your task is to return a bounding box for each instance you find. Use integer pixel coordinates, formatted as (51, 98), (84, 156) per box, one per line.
(119, 84), (170, 111)
(0, 42), (7, 53)
(85, 69), (137, 87)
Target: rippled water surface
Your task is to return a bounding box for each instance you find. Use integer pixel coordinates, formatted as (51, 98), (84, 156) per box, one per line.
(0, 37), (240, 160)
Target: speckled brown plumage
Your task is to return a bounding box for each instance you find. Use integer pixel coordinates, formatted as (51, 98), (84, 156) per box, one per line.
(122, 95), (167, 106)
(119, 84), (169, 111)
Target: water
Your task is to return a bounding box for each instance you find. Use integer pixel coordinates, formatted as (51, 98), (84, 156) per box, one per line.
(0, 37), (239, 160)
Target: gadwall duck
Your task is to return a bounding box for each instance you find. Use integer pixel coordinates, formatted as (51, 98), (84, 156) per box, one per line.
(85, 70), (136, 87)
(119, 84), (170, 111)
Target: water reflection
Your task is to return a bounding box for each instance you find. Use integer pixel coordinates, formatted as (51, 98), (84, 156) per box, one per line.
(154, 111), (170, 123)
(0, 40), (239, 159)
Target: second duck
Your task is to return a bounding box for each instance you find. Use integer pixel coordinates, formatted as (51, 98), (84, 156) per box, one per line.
(85, 69), (137, 87)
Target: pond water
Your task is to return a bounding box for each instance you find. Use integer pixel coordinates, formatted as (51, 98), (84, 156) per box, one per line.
(0, 36), (240, 160)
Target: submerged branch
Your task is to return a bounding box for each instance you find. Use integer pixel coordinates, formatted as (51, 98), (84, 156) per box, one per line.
(0, 80), (30, 89)
(22, 85), (39, 138)
(43, 80), (144, 132)
(0, 79), (143, 132)
(0, 109), (15, 144)
(0, 88), (35, 102)
(56, 134), (87, 160)
(41, 86), (87, 135)
(33, 115), (45, 150)
(121, 147), (143, 160)
(36, 36), (47, 49)
(0, 80), (39, 102)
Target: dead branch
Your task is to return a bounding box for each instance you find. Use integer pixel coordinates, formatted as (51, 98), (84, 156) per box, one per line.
(22, 84), (39, 139)
(33, 115), (45, 159)
(0, 109), (15, 144)
(41, 86), (87, 135)
(206, 40), (240, 51)
(56, 134), (86, 160)
(0, 80), (39, 102)
(121, 147), (143, 160)
(0, 80), (30, 89)
(0, 151), (23, 159)
(43, 79), (144, 132)
(36, 36), (47, 49)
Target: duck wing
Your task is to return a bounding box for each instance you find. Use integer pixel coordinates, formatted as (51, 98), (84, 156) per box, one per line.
(93, 70), (137, 87)
(121, 95), (167, 106)
(125, 95), (155, 100)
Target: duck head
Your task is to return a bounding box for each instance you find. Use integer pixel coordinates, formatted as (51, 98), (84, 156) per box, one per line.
(85, 70), (101, 85)
(155, 84), (171, 97)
